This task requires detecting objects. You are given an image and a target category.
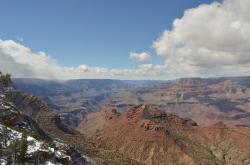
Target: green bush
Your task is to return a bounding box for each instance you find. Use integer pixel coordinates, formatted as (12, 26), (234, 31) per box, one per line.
(0, 72), (12, 87)
(16, 133), (29, 164)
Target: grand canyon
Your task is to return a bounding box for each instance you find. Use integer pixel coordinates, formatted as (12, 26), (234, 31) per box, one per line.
(1, 0), (250, 164)
(1, 75), (249, 164)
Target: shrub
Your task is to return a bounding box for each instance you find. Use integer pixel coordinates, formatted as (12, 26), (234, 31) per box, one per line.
(0, 72), (12, 87)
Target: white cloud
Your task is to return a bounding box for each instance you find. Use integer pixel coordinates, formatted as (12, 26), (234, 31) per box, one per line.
(153, 0), (250, 77)
(0, 40), (166, 80)
(129, 52), (151, 62)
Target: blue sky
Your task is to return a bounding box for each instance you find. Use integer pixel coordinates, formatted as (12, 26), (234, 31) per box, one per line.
(0, 0), (215, 69)
(2, 0), (246, 80)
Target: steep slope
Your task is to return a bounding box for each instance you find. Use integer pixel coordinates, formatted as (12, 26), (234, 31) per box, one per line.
(13, 77), (250, 127)
(1, 75), (140, 164)
(0, 87), (92, 164)
(83, 105), (250, 165)
(13, 78), (135, 128)
(125, 77), (250, 126)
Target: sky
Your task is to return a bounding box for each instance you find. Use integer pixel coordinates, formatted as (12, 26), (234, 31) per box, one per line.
(1, 0), (250, 80)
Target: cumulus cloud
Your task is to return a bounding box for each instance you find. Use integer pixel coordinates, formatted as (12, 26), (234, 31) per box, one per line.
(153, 0), (250, 77)
(1, 0), (250, 80)
(129, 52), (151, 62)
(0, 40), (166, 80)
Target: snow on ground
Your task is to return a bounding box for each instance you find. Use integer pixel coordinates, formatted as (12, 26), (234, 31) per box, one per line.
(55, 151), (63, 158)
(0, 124), (43, 154)
(27, 136), (43, 154)
(0, 124), (22, 146)
(48, 147), (55, 153)
(0, 124), (73, 163)
(53, 139), (67, 148)
(0, 104), (11, 110)
(0, 159), (7, 165)
(45, 161), (62, 165)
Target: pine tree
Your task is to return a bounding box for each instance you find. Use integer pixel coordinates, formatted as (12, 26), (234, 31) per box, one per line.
(17, 133), (28, 164)
(0, 137), (2, 156)
(1, 126), (9, 148)
(0, 73), (12, 87)
(10, 140), (18, 165)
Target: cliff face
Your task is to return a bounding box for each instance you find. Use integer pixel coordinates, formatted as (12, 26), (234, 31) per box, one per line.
(83, 105), (250, 165)
(10, 76), (250, 164)
(0, 76), (93, 165)
(13, 77), (250, 127)
(131, 77), (250, 126)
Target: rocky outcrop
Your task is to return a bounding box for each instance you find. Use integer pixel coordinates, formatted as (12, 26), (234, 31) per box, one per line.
(13, 77), (250, 127)
(0, 74), (95, 165)
(87, 105), (250, 165)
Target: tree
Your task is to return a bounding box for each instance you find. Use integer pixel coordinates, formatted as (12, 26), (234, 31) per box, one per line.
(0, 73), (12, 87)
(0, 133), (2, 156)
(10, 140), (18, 165)
(17, 133), (29, 164)
(1, 126), (9, 148)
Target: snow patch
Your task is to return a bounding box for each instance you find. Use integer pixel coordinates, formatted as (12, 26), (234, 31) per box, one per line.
(45, 161), (62, 165)
(27, 136), (43, 154)
(0, 159), (7, 165)
(0, 124), (22, 146)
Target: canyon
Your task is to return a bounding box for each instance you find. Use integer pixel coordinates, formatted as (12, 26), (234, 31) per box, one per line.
(0, 75), (249, 164)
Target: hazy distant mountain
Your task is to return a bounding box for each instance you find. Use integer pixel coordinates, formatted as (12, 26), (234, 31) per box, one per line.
(13, 77), (250, 127)
(0, 75), (249, 164)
